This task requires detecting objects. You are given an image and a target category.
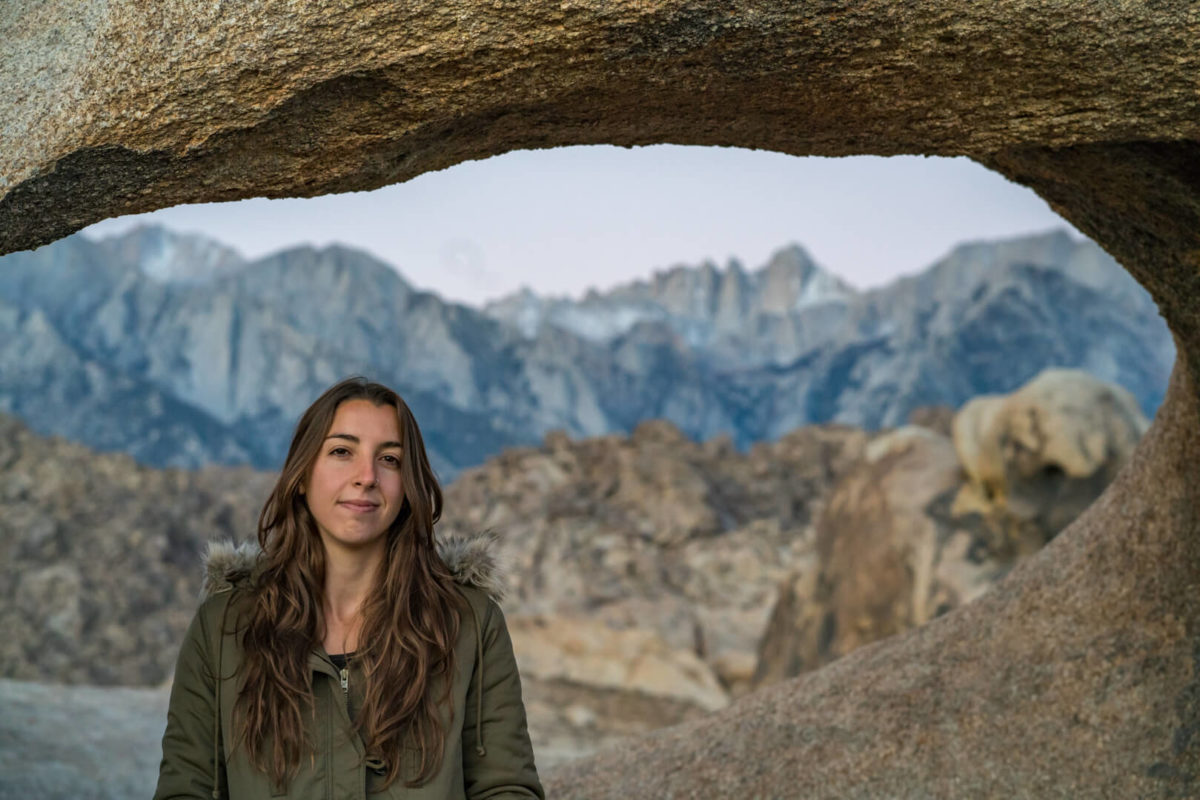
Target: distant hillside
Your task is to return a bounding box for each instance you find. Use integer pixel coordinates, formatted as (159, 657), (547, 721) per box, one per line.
(0, 226), (1173, 475)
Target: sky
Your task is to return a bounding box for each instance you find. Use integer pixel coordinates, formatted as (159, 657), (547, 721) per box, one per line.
(81, 145), (1080, 307)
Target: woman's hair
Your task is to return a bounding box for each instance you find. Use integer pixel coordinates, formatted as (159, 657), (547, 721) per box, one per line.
(234, 377), (461, 789)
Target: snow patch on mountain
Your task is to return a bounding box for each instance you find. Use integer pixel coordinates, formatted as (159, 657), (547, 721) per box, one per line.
(95, 224), (247, 285)
(484, 244), (855, 344)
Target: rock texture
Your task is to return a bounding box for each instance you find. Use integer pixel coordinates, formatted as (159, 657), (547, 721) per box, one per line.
(547, 354), (1200, 798)
(952, 368), (1149, 547)
(754, 369), (1147, 688)
(754, 426), (968, 685)
(509, 616), (729, 712)
(438, 418), (870, 695)
(0, 413), (272, 685)
(2, 3), (1200, 284)
(4, 7), (1200, 790)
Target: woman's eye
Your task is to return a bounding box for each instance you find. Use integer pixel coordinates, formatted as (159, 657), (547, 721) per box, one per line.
(329, 447), (351, 457)
(380, 454), (401, 467)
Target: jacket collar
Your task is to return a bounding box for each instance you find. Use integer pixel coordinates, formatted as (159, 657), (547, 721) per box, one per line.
(201, 530), (507, 602)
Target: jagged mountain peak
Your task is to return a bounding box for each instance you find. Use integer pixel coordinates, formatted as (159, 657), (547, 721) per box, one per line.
(483, 244), (856, 344)
(883, 228), (1138, 310)
(482, 285), (565, 338)
(93, 223), (246, 285)
(920, 228), (1081, 283)
(755, 244), (856, 313)
(0, 225), (1172, 484)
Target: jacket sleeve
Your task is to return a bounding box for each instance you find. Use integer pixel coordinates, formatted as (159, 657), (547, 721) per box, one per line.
(154, 595), (229, 800)
(462, 598), (545, 800)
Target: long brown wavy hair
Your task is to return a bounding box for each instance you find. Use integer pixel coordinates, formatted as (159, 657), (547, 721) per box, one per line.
(234, 377), (462, 789)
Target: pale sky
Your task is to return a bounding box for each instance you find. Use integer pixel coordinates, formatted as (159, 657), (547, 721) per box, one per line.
(82, 145), (1079, 307)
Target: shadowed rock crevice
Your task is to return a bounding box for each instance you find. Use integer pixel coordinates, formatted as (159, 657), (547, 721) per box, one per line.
(0, 146), (174, 257)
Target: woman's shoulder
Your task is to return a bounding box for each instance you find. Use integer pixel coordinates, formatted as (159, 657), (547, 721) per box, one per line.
(187, 539), (260, 629)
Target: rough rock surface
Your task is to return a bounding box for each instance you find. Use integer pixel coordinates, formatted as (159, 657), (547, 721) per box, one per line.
(438, 419), (870, 689)
(547, 355), (1200, 798)
(5, 11), (1200, 785)
(952, 368), (1149, 545)
(3, 3), (1200, 295)
(755, 370), (1148, 690)
(509, 615), (729, 712)
(754, 426), (966, 685)
(0, 413), (273, 685)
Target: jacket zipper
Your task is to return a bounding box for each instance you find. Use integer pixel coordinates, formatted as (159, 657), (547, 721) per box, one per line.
(339, 666), (351, 718)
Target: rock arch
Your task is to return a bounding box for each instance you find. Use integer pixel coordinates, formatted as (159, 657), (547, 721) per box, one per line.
(3, 2), (1199, 795)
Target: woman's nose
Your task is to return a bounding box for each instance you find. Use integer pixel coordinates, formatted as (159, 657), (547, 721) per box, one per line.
(353, 457), (378, 487)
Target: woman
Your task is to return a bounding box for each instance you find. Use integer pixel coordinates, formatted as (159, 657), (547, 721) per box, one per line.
(154, 377), (544, 799)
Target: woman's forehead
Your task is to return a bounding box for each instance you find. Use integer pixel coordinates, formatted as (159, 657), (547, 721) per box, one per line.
(326, 399), (403, 443)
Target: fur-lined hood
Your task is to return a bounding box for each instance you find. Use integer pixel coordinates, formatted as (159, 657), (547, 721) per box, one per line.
(201, 530), (507, 602)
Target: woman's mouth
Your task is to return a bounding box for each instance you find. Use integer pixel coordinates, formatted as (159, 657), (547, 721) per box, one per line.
(339, 500), (379, 513)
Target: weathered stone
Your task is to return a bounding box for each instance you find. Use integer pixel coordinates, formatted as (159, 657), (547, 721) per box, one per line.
(508, 615), (729, 712)
(952, 368), (1148, 550)
(438, 419), (866, 684)
(4, 2), (1200, 795)
(906, 405), (956, 438)
(3, 3), (1200, 343)
(755, 372), (1148, 690)
(547, 355), (1200, 798)
(0, 413), (272, 686)
(754, 426), (967, 684)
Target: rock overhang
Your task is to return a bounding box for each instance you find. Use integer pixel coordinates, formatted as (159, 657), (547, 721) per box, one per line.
(3, 1), (1200, 796)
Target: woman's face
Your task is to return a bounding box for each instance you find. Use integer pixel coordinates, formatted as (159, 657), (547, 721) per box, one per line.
(304, 399), (406, 558)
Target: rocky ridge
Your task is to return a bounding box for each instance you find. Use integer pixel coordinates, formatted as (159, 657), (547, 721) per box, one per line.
(0, 227), (1174, 480)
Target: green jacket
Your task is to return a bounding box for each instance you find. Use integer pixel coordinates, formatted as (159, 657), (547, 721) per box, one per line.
(154, 534), (544, 799)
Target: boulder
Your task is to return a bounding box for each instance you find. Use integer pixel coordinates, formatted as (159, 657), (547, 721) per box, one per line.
(546, 348), (1200, 800)
(754, 426), (970, 685)
(439, 421), (868, 685)
(952, 368), (1148, 551)
(508, 615), (729, 712)
(756, 372), (1149, 690)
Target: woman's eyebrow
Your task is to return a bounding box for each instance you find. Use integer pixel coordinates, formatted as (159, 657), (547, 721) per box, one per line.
(324, 433), (403, 450)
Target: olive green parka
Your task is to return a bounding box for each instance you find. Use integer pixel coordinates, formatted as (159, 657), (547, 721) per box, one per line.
(153, 533), (544, 800)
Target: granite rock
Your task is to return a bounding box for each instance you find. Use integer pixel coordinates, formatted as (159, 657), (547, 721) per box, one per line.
(4, 1), (1200, 793)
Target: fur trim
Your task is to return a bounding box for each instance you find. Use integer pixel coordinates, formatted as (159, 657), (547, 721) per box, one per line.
(202, 540), (261, 597)
(436, 530), (507, 602)
(201, 530), (507, 602)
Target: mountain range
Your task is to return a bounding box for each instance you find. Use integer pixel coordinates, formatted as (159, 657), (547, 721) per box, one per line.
(0, 225), (1174, 478)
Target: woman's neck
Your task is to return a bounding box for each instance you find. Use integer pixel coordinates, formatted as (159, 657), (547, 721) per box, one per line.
(321, 544), (384, 653)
